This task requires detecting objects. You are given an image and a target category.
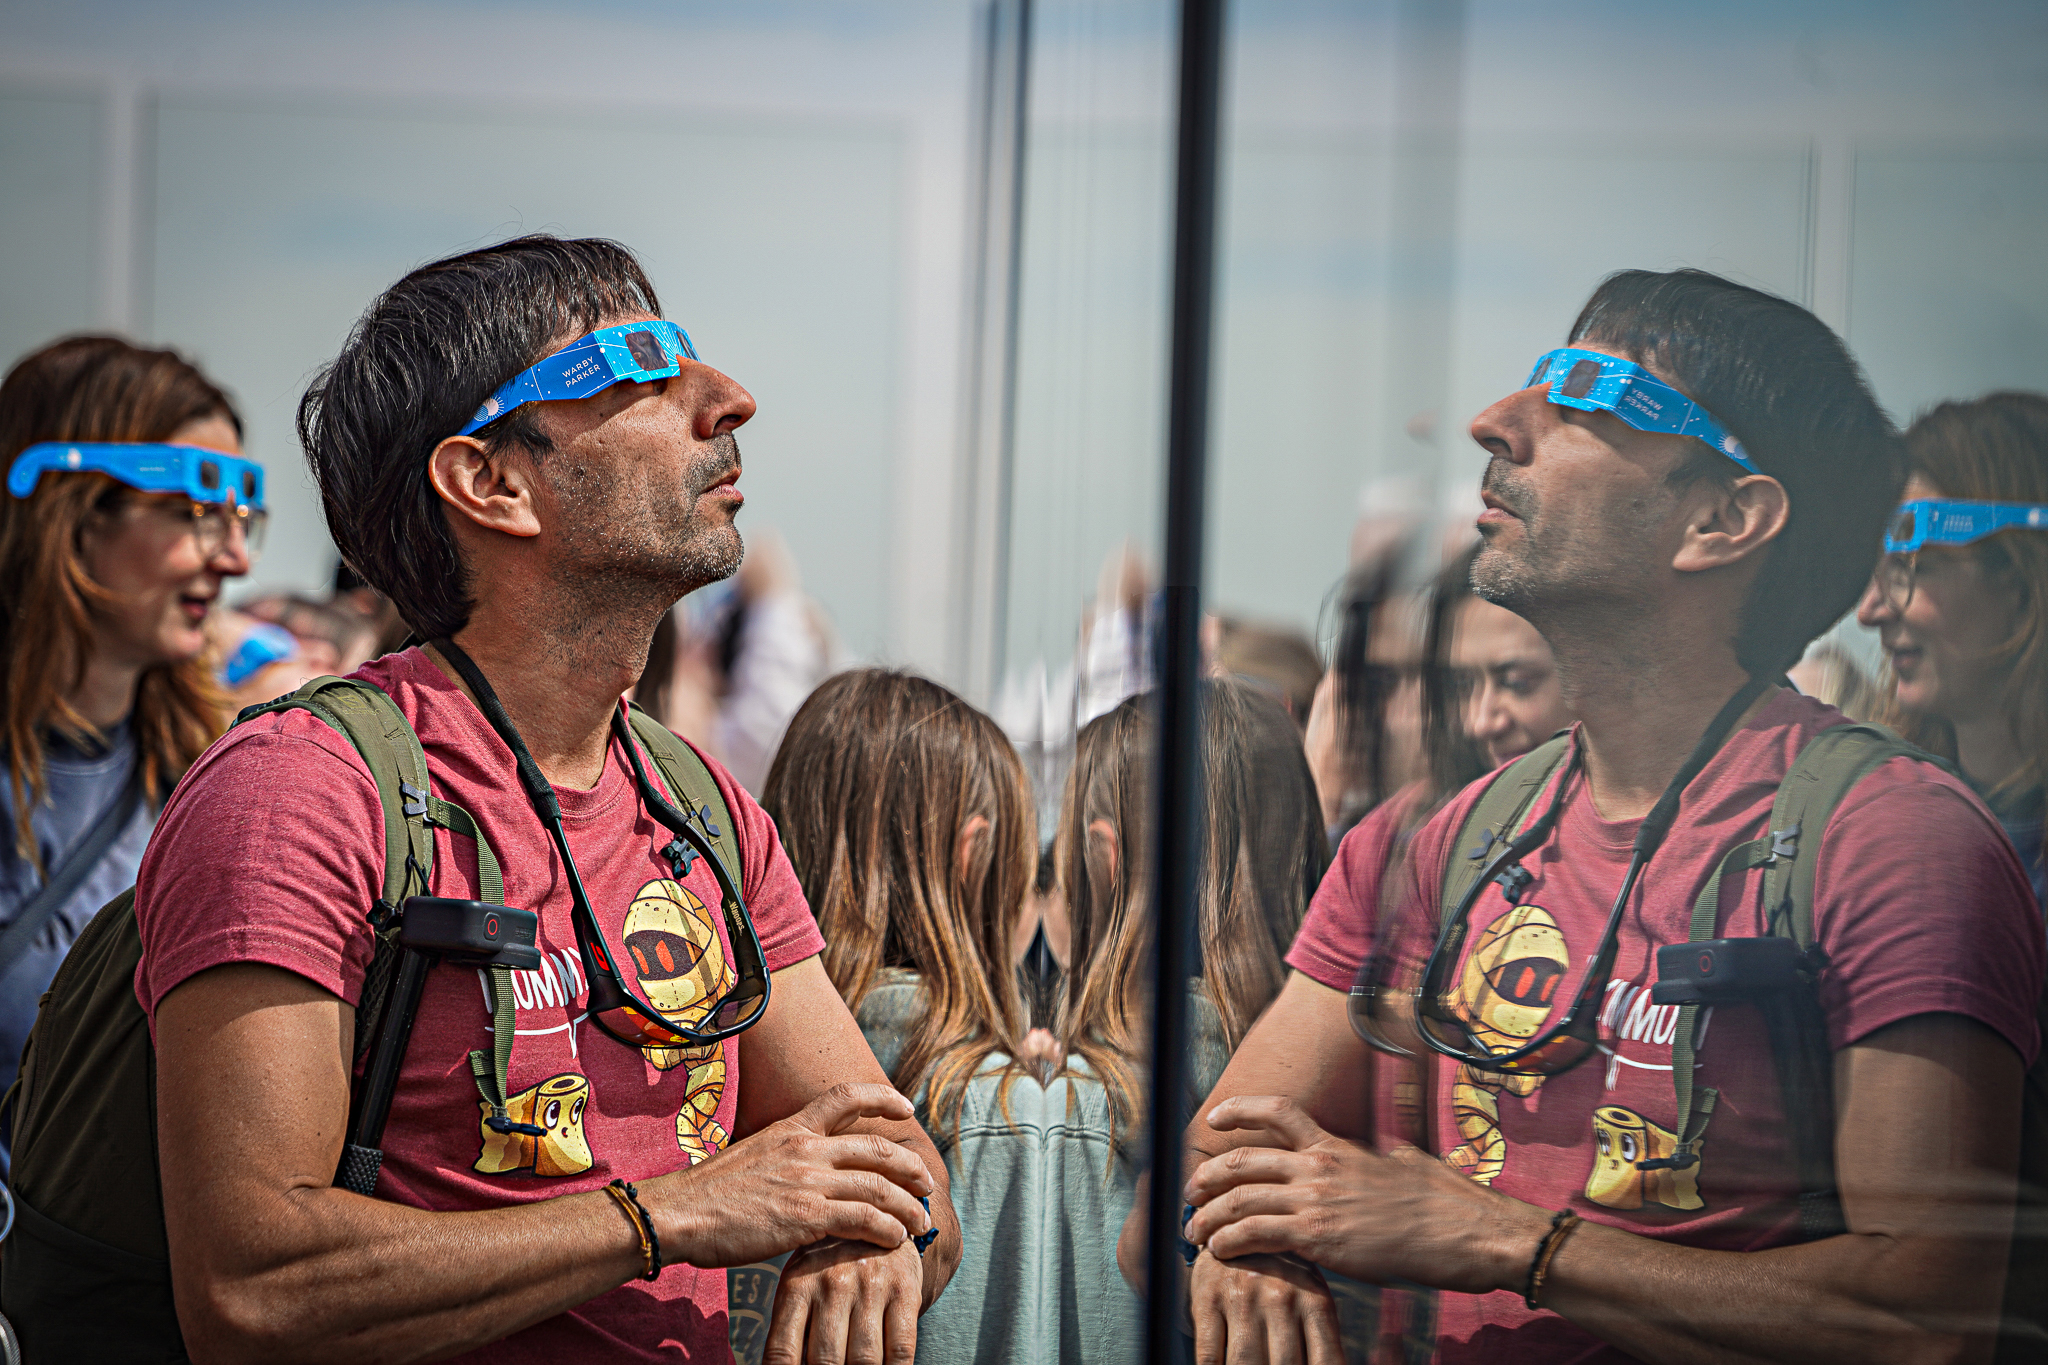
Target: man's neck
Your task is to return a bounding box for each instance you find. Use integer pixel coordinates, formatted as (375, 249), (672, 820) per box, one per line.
(1544, 611), (1765, 823)
(431, 592), (662, 792)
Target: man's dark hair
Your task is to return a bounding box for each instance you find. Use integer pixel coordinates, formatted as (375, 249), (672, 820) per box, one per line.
(1569, 268), (1906, 676)
(298, 235), (662, 640)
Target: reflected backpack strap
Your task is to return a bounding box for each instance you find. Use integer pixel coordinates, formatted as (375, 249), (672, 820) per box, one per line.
(1750, 721), (1933, 1240)
(1438, 734), (1573, 927)
(1650, 837), (1776, 1176)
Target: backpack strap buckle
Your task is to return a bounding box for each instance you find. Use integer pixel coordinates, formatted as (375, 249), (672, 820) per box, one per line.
(662, 838), (699, 877)
(1493, 862), (1535, 904)
(1636, 1141), (1700, 1172)
(484, 1112), (546, 1137)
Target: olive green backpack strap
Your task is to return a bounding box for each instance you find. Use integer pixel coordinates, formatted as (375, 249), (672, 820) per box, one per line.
(623, 704), (741, 874)
(235, 676), (435, 1054)
(1439, 734), (1575, 927)
(424, 797), (521, 1131)
(1757, 723), (1930, 948)
(238, 677), (523, 1141)
(1664, 720), (1935, 1241)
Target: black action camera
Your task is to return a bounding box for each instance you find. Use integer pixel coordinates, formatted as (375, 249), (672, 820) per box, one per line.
(398, 896), (542, 970)
(1651, 936), (1803, 1006)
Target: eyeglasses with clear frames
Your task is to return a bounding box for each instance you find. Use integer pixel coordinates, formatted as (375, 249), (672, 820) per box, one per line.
(1872, 551), (1917, 612)
(160, 497), (268, 565)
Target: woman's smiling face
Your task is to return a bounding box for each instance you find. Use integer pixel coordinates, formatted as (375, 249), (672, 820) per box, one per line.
(1857, 476), (2025, 726)
(77, 412), (251, 672)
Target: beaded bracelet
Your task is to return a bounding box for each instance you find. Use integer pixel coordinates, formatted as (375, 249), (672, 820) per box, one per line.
(605, 1179), (663, 1282)
(1522, 1208), (1582, 1310)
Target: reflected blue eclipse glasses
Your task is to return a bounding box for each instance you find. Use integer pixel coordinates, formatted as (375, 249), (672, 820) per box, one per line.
(1526, 348), (1757, 474)
(8, 441), (265, 509)
(458, 319), (698, 437)
(1885, 498), (2048, 554)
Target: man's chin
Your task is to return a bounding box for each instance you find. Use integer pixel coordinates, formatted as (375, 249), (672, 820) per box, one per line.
(1469, 540), (1532, 611)
(692, 527), (745, 587)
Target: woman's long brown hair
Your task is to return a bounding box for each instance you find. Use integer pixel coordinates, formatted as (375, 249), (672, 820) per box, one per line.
(0, 336), (241, 860)
(1885, 392), (2048, 862)
(761, 669), (1034, 1132)
(1056, 679), (1329, 1152)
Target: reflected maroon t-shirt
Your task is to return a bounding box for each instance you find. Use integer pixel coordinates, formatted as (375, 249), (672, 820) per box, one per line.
(134, 648), (825, 1364)
(1289, 690), (2044, 1364)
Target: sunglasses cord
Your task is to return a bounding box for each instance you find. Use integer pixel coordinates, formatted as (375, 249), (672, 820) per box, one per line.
(431, 637), (666, 1034)
(1595, 669), (1782, 945)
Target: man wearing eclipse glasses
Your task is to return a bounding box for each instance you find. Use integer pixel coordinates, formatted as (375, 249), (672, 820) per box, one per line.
(1175, 269), (2043, 1363)
(126, 236), (958, 1363)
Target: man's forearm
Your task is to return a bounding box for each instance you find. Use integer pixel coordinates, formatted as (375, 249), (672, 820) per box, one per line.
(174, 1183), (646, 1365)
(1478, 1205), (2002, 1365)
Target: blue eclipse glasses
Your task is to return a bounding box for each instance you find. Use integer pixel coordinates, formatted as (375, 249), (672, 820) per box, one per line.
(458, 319), (698, 437)
(8, 441), (265, 510)
(1525, 348), (1757, 474)
(1884, 498), (2048, 554)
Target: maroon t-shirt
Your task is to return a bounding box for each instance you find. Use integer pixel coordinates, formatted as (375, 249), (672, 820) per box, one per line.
(1287, 782), (1429, 996)
(1291, 690), (2044, 1364)
(134, 648), (825, 1364)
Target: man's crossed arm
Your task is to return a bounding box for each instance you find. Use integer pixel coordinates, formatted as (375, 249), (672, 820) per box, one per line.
(1172, 972), (2024, 1365)
(157, 954), (957, 1365)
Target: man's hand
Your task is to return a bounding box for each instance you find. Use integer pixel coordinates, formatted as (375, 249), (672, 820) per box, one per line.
(1183, 1095), (1542, 1295)
(765, 1237), (924, 1365)
(732, 954), (961, 1364)
(1189, 1251), (1343, 1365)
(648, 1082), (934, 1271)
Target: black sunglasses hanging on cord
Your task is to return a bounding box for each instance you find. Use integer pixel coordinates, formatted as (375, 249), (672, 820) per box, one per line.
(431, 638), (772, 1050)
(1352, 671), (1777, 1077)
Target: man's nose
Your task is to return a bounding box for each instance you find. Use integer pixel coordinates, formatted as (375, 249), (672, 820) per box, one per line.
(694, 365), (757, 438)
(1469, 386), (1543, 466)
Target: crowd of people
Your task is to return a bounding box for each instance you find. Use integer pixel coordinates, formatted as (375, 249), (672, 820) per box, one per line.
(0, 233), (2042, 1365)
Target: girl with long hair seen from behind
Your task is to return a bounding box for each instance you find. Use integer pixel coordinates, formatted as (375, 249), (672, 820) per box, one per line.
(760, 668), (1041, 1362)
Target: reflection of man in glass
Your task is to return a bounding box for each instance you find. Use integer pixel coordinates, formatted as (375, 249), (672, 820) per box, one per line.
(1171, 269), (2042, 1363)
(623, 328), (669, 372)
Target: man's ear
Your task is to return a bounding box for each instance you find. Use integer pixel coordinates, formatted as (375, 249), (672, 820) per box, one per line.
(426, 435), (544, 539)
(1673, 472), (1788, 575)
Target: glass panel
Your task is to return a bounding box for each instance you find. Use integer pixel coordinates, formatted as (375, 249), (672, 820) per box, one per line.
(0, 90), (102, 370)
(1188, 3), (2048, 1362)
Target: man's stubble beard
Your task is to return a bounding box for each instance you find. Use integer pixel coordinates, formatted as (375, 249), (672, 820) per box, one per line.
(546, 431), (746, 615)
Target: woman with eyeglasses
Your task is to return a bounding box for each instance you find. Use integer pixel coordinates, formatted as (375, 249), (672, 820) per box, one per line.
(0, 335), (257, 1146)
(1857, 391), (2048, 907)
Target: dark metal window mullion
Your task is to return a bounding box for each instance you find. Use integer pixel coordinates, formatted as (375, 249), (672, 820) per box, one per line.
(1145, 0), (1226, 1361)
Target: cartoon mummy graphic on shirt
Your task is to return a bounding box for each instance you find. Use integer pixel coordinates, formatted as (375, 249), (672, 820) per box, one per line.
(620, 877), (734, 1163)
(468, 876), (736, 1176)
(1444, 905), (1566, 1185)
(1440, 902), (1714, 1207)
